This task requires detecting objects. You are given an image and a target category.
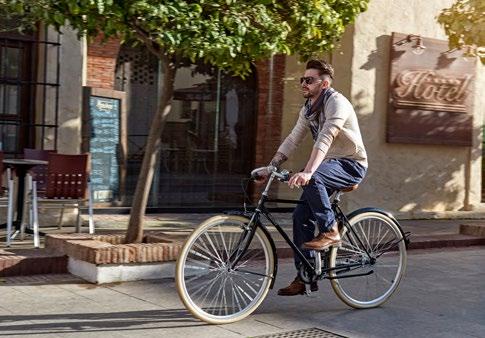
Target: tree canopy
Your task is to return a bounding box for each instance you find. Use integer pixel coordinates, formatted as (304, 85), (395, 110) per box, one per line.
(438, 0), (485, 63)
(1, 0), (369, 75)
(0, 0), (370, 243)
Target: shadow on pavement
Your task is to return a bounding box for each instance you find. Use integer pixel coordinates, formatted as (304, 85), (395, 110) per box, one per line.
(0, 309), (207, 335)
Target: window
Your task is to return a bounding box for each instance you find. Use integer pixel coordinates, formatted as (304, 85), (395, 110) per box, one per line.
(116, 46), (257, 207)
(0, 23), (60, 156)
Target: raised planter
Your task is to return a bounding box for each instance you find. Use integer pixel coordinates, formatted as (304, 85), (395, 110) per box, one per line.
(45, 232), (185, 284)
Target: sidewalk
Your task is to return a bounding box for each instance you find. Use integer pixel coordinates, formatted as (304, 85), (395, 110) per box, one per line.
(0, 248), (484, 337)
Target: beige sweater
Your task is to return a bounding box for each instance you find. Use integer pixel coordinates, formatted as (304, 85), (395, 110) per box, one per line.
(277, 91), (368, 167)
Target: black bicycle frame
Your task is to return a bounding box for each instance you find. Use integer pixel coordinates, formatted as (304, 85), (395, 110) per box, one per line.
(230, 193), (370, 277)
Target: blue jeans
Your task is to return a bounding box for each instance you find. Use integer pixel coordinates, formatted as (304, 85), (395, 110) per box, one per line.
(292, 158), (367, 269)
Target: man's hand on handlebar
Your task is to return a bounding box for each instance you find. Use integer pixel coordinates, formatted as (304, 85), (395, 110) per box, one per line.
(251, 167), (270, 183)
(288, 171), (312, 189)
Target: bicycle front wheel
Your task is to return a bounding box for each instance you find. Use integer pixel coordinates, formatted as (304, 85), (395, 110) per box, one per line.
(329, 211), (407, 308)
(175, 215), (275, 324)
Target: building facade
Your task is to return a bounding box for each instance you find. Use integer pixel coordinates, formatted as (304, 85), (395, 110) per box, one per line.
(1, 0), (484, 216)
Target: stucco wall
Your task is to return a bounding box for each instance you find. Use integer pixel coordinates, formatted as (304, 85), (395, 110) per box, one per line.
(58, 26), (83, 154)
(347, 0), (484, 214)
(280, 0), (485, 215)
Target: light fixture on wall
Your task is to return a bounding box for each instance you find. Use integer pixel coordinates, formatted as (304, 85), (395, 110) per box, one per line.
(393, 34), (427, 55)
(443, 45), (481, 62)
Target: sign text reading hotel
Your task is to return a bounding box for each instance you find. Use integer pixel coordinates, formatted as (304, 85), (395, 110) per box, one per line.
(393, 69), (472, 113)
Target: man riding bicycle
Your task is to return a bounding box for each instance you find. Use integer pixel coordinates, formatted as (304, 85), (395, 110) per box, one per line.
(254, 59), (368, 296)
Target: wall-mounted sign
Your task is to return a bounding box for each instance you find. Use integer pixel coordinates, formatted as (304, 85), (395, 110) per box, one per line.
(82, 87), (127, 204)
(387, 32), (476, 146)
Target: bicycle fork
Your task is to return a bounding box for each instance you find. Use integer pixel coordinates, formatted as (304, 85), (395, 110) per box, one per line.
(228, 212), (260, 270)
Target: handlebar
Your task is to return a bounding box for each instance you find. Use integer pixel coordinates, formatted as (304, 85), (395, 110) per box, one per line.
(250, 166), (291, 182)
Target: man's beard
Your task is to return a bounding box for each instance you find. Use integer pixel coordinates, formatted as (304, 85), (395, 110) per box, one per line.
(302, 88), (320, 99)
(302, 89), (313, 98)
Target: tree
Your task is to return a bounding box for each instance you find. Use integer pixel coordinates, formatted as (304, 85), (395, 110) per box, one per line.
(438, 0), (485, 63)
(1, 0), (369, 242)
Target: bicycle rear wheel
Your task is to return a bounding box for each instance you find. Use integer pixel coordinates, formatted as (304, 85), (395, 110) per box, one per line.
(329, 210), (407, 308)
(176, 215), (275, 324)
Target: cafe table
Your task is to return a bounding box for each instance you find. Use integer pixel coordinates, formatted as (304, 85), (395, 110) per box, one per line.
(2, 159), (48, 240)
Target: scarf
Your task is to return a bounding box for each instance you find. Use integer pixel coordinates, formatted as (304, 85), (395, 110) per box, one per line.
(304, 87), (336, 140)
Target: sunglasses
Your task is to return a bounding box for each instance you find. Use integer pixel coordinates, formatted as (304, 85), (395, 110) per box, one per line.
(300, 76), (323, 85)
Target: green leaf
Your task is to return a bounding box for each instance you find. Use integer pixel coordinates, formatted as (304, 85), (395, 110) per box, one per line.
(0, 0), (372, 76)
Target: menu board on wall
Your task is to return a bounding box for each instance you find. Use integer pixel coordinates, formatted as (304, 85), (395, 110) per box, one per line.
(82, 88), (127, 204)
(387, 32), (476, 146)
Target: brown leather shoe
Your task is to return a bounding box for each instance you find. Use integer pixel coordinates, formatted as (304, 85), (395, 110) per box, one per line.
(303, 224), (341, 251)
(277, 276), (318, 296)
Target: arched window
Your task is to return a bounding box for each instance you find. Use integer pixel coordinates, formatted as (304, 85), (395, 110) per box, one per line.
(115, 46), (257, 207)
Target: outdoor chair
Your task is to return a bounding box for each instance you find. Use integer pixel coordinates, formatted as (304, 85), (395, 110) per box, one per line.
(26, 153), (94, 238)
(0, 151), (15, 246)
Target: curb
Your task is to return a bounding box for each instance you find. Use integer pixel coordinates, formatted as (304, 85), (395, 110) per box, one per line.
(1, 233), (484, 278)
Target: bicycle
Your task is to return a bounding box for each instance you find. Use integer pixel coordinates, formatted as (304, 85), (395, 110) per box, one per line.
(176, 166), (410, 324)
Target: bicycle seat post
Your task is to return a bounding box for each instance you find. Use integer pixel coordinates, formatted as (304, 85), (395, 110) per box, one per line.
(332, 191), (342, 204)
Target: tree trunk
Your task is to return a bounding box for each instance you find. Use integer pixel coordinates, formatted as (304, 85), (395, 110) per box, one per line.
(124, 55), (176, 243)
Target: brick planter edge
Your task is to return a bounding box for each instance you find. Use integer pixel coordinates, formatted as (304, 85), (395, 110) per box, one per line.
(45, 233), (183, 284)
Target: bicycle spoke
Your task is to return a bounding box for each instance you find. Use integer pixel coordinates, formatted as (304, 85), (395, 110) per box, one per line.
(232, 271), (264, 290)
(204, 232), (224, 263)
(218, 225), (230, 263)
(376, 238), (401, 255)
(233, 282), (250, 309)
(221, 277), (230, 316)
(230, 276), (243, 313)
(193, 240), (222, 264)
(187, 270), (222, 295)
(234, 249), (264, 269)
(372, 221), (383, 253)
(339, 245), (364, 255)
(344, 230), (366, 254)
(358, 221), (372, 252)
(372, 228), (391, 253)
(185, 269), (215, 285)
(198, 272), (225, 308)
(186, 255), (214, 269)
(236, 283), (254, 303)
(207, 277), (226, 314)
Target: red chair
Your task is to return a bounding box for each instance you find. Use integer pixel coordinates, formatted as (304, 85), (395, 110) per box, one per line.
(0, 151), (15, 246)
(28, 153), (94, 236)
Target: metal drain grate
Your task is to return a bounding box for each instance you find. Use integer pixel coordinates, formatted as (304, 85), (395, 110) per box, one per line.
(253, 327), (347, 338)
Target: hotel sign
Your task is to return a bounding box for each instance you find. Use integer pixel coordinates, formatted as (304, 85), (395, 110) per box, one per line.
(387, 32), (476, 146)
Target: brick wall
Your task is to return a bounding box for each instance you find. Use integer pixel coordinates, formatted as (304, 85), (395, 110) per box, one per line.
(254, 55), (286, 167)
(86, 34), (121, 89)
